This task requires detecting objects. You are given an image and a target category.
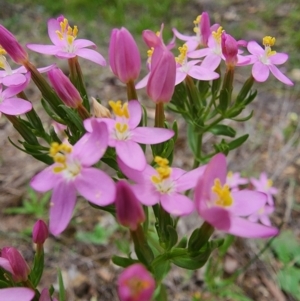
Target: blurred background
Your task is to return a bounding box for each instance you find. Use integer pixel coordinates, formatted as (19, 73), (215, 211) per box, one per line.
(0, 0), (300, 300)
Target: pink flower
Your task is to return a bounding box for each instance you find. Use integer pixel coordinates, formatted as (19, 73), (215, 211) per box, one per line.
(118, 264), (155, 301)
(118, 156), (206, 216)
(109, 27), (141, 83)
(0, 72), (32, 116)
(27, 16), (106, 66)
(0, 288), (34, 301)
(195, 153), (279, 238)
(221, 32), (238, 67)
(0, 247), (30, 282)
(48, 67), (82, 108)
(188, 27), (249, 71)
(226, 171), (248, 190)
(84, 100), (174, 171)
(174, 43), (219, 85)
(33, 220), (49, 244)
(173, 12), (213, 50)
(248, 205), (275, 226)
(0, 25), (28, 64)
(31, 122), (116, 235)
(250, 172), (278, 205)
(247, 36), (293, 85)
(115, 180), (145, 230)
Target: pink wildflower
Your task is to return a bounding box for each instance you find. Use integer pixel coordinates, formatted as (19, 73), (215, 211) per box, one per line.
(0, 72), (32, 116)
(247, 36), (293, 85)
(27, 16), (106, 66)
(31, 122), (116, 235)
(248, 204), (275, 227)
(226, 171), (248, 190)
(195, 153), (279, 238)
(250, 172), (278, 205)
(32, 220), (49, 244)
(118, 156), (206, 216)
(109, 27), (141, 83)
(84, 100), (174, 171)
(0, 247), (30, 282)
(0, 288), (34, 301)
(118, 264), (155, 301)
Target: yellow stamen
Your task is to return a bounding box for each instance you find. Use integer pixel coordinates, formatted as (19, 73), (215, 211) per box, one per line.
(115, 122), (128, 133)
(49, 142), (73, 173)
(151, 156), (172, 184)
(108, 100), (129, 118)
(212, 26), (223, 44)
(263, 36), (275, 47)
(227, 171), (233, 178)
(212, 179), (233, 207)
(267, 179), (273, 188)
(175, 44), (188, 65)
(55, 18), (78, 43)
(147, 47), (154, 58)
(193, 15), (201, 34)
(0, 46), (7, 55)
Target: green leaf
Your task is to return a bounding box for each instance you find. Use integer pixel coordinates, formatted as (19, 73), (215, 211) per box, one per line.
(209, 124), (236, 137)
(151, 254), (171, 282)
(58, 269), (66, 301)
(29, 251), (44, 287)
(218, 89), (229, 113)
(166, 225), (178, 250)
(177, 236), (187, 248)
(228, 134), (249, 150)
(112, 255), (139, 268)
(0, 280), (9, 288)
(278, 267), (300, 300)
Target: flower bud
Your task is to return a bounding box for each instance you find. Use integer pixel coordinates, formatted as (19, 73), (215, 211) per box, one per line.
(147, 47), (176, 103)
(39, 288), (58, 301)
(33, 220), (49, 244)
(91, 97), (111, 118)
(48, 67), (82, 108)
(0, 25), (28, 64)
(221, 32), (238, 68)
(118, 264), (155, 301)
(200, 12), (211, 47)
(109, 27), (141, 83)
(0, 247), (30, 282)
(115, 181), (145, 231)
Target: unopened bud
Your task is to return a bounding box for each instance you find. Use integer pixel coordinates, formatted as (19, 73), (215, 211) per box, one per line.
(33, 220), (49, 245)
(91, 97), (111, 118)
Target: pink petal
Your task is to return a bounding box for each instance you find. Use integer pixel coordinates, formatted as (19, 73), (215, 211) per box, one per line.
(260, 215), (272, 226)
(73, 122), (108, 165)
(74, 38), (96, 49)
(252, 61), (269, 82)
(116, 140), (146, 171)
(236, 54), (251, 66)
(172, 28), (191, 41)
(189, 66), (219, 81)
(175, 71), (187, 85)
(185, 39), (199, 52)
(2, 73), (26, 86)
(269, 64), (294, 86)
(228, 216), (279, 238)
(200, 207), (231, 230)
(0, 98), (32, 115)
(55, 51), (76, 59)
(26, 44), (60, 55)
(161, 193), (194, 216)
(131, 127), (174, 144)
(76, 48), (106, 66)
(200, 54), (222, 70)
(269, 53), (288, 65)
(3, 73), (31, 98)
(171, 167), (186, 181)
(135, 73), (150, 89)
(176, 165), (206, 192)
(0, 257), (14, 274)
(74, 168), (116, 206)
(230, 191), (267, 216)
(49, 181), (77, 235)
(188, 48), (211, 59)
(0, 288), (34, 301)
(47, 18), (63, 45)
(31, 166), (58, 192)
(36, 64), (57, 73)
(247, 41), (264, 56)
(128, 100), (141, 128)
(131, 183), (159, 206)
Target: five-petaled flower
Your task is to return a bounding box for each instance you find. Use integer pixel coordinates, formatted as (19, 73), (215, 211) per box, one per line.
(27, 15), (106, 66)
(195, 153), (279, 238)
(31, 122), (116, 235)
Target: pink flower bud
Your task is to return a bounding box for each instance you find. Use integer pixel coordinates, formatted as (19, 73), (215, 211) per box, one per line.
(147, 47), (176, 103)
(109, 27), (141, 83)
(200, 12), (211, 47)
(221, 32), (238, 67)
(0, 247), (30, 282)
(39, 288), (58, 301)
(0, 25), (28, 64)
(115, 181), (145, 231)
(33, 220), (49, 244)
(48, 68), (82, 108)
(118, 264), (155, 301)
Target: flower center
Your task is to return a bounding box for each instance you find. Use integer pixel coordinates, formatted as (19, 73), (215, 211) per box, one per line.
(212, 179), (233, 207)
(175, 44), (188, 66)
(125, 277), (151, 299)
(49, 142), (81, 179)
(151, 156), (175, 194)
(212, 27), (223, 45)
(262, 36), (276, 61)
(0, 54), (12, 74)
(55, 18), (78, 52)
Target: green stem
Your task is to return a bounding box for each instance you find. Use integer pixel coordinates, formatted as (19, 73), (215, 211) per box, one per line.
(126, 80), (138, 101)
(154, 102), (165, 128)
(192, 132), (203, 168)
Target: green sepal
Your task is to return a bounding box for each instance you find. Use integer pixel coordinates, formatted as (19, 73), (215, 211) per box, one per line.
(198, 80), (210, 104)
(151, 254), (171, 282)
(165, 225), (178, 250)
(41, 99), (67, 125)
(244, 90), (257, 105)
(228, 134), (249, 150)
(213, 139), (230, 155)
(171, 82), (187, 110)
(231, 110), (253, 122)
(236, 76), (255, 104)
(59, 105), (84, 133)
(187, 123), (197, 155)
(208, 124), (236, 137)
(58, 269), (66, 301)
(112, 255), (139, 268)
(25, 108), (45, 134)
(177, 236), (187, 248)
(29, 250), (44, 287)
(218, 89), (229, 113)
(188, 222), (214, 252)
(211, 66), (222, 96)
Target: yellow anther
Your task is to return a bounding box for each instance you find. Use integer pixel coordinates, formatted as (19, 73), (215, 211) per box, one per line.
(267, 179), (273, 188)
(0, 46), (7, 55)
(147, 47), (154, 58)
(56, 18), (78, 42)
(212, 26), (223, 44)
(175, 44), (188, 65)
(227, 171), (233, 178)
(155, 31), (160, 37)
(109, 100), (129, 118)
(67, 35), (75, 45)
(193, 15), (201, 25)
(55, 30), (63, 40)
(151, 156), (171, 184)
(263, 36), (276, 47)
(154, 156), (169, 167)
(53, 166), (66, 173)
(115, 122), (128, 133)
(73, 25), (78, 37)
(212, 179), (233, 207)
